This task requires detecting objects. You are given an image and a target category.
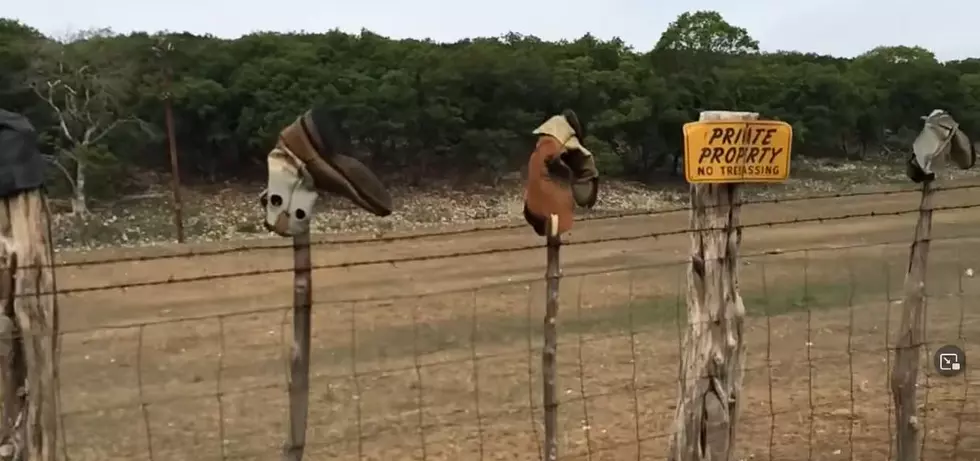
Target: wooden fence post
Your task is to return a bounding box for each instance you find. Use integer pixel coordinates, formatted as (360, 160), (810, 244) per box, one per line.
(890, 179), (933, 461)
(0, 111), (59, 461)
(283, 231), (312, 461)
(0, 193), (59, 461)
(542, 214), (561, 461)
(669, 110), (783, 461)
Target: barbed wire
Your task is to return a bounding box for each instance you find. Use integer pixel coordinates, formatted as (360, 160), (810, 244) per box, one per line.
(37, 232), (980, 337)
(33, 201), (980, 299)
(49, 182), (980, 270)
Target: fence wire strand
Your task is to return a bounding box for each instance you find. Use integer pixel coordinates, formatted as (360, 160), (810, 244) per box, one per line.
(469, 291), (486, 461)
(410, 303), (428, 460)
(573, 280), (595, 461)
(625, 273), (642, 461)
(883, 256), (895, 461)
(804, 251), (816, 461)
(349, 301), (364, 461)
(46, 182), (980, 270)
(952, 263), (970, 460)
(920, 267), (933, 460)
(846, 252), (857, 461)
(761, 261), (775, 461)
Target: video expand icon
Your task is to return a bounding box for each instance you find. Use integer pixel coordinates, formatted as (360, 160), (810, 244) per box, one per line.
(940, 354), (960, 371)
(934, 345), (966, 377)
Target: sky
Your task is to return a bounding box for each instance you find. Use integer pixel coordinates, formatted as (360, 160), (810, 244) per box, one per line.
(6, 0), (979, 61)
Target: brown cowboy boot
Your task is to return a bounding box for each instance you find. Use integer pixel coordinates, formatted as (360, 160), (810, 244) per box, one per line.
(523, 109), (599, 236)
(262, 106), (393, 236)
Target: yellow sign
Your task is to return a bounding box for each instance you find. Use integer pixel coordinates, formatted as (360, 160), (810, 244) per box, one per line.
(683, 120), (793, 184)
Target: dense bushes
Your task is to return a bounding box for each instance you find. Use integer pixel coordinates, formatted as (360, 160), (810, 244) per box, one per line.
(2, 11), (978, 197)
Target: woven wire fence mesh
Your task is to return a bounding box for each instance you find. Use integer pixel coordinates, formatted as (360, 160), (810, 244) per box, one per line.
(41, 185), (980, 461)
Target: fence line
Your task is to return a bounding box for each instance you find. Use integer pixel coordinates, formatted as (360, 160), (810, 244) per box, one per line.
(54, 318), (977, 460)
(38, 231), (980, 307)
(50, 331), (970, 420)
(52, 266), (978, 458)
(31, 200), (980, 299)
(12, 233), (975, 341)
(28, 187), (980, 460)
(24, 235), (980, 344)
(46, 182), (980, 269)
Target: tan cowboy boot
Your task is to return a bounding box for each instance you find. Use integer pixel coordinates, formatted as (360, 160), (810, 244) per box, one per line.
(908, 109), (976, 183)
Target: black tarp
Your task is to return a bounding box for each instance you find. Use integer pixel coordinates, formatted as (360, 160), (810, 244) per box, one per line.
(0, 109), (45, 197)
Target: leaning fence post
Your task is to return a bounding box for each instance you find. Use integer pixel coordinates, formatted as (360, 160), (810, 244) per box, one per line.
(283, 231), (312, 461)
(890, 179), (932, 461)
(0, 110), (59, 461)
(889, 108), (978, 461)
(542, 214), (561, 461)
(668, 110), (793, 461)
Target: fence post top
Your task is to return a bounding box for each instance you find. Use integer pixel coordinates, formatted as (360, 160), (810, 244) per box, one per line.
(698, 111), (760, 121)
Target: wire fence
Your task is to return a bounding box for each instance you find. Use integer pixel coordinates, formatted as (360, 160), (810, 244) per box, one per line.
(36, 185), (980, 460)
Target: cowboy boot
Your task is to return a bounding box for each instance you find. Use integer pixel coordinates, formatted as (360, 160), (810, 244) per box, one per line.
(263, 106), (393, 237)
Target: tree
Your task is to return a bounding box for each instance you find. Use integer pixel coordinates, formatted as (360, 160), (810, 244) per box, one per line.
(3, 19), (978, 196)
(27, 28), (149, 215)
(655, 11), (760, 54)
(0, 19), (45, 115)
(859, 45), (938, 64)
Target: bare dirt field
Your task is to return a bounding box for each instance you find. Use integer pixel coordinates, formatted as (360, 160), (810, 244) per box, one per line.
(52, 181), (980, 461)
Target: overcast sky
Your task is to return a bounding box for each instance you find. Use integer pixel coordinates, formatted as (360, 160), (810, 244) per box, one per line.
(6, 0), (979, 61)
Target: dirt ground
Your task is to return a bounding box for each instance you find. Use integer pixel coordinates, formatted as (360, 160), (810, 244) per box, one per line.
(51, 181), (980, 461)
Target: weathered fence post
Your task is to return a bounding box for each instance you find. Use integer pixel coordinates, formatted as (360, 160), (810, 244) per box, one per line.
(542, 214), (561, 461)
(0, 110), (59, 461)
(890, 179), (932, 461)
(283, 231), (312, 461)
(519, 109), (598, 461)
(890, 109), (974, 461)
(669, 110), (792, 461)
(261, 107), (393, 461)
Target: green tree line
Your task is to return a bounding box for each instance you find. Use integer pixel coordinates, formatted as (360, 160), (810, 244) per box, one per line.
(2, 11), (979, 212)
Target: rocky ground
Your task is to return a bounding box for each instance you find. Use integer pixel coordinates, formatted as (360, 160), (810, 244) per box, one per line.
(48, 157), (980, 251)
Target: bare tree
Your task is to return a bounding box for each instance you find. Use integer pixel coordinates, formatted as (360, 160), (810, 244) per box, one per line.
(27, 28), (146, 215)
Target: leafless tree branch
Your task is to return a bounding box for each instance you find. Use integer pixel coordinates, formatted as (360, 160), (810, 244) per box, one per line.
(30, 81), (77, 145)
(40, 154), (76, 190)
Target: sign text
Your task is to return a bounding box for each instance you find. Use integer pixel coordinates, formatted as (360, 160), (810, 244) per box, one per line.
(683, 120), (793, 184)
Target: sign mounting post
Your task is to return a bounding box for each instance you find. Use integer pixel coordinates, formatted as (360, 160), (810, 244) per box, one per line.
(670, 111), (793, 461)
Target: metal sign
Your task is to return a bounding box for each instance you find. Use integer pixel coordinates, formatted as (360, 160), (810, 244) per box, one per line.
(683, 120), (793, 184)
